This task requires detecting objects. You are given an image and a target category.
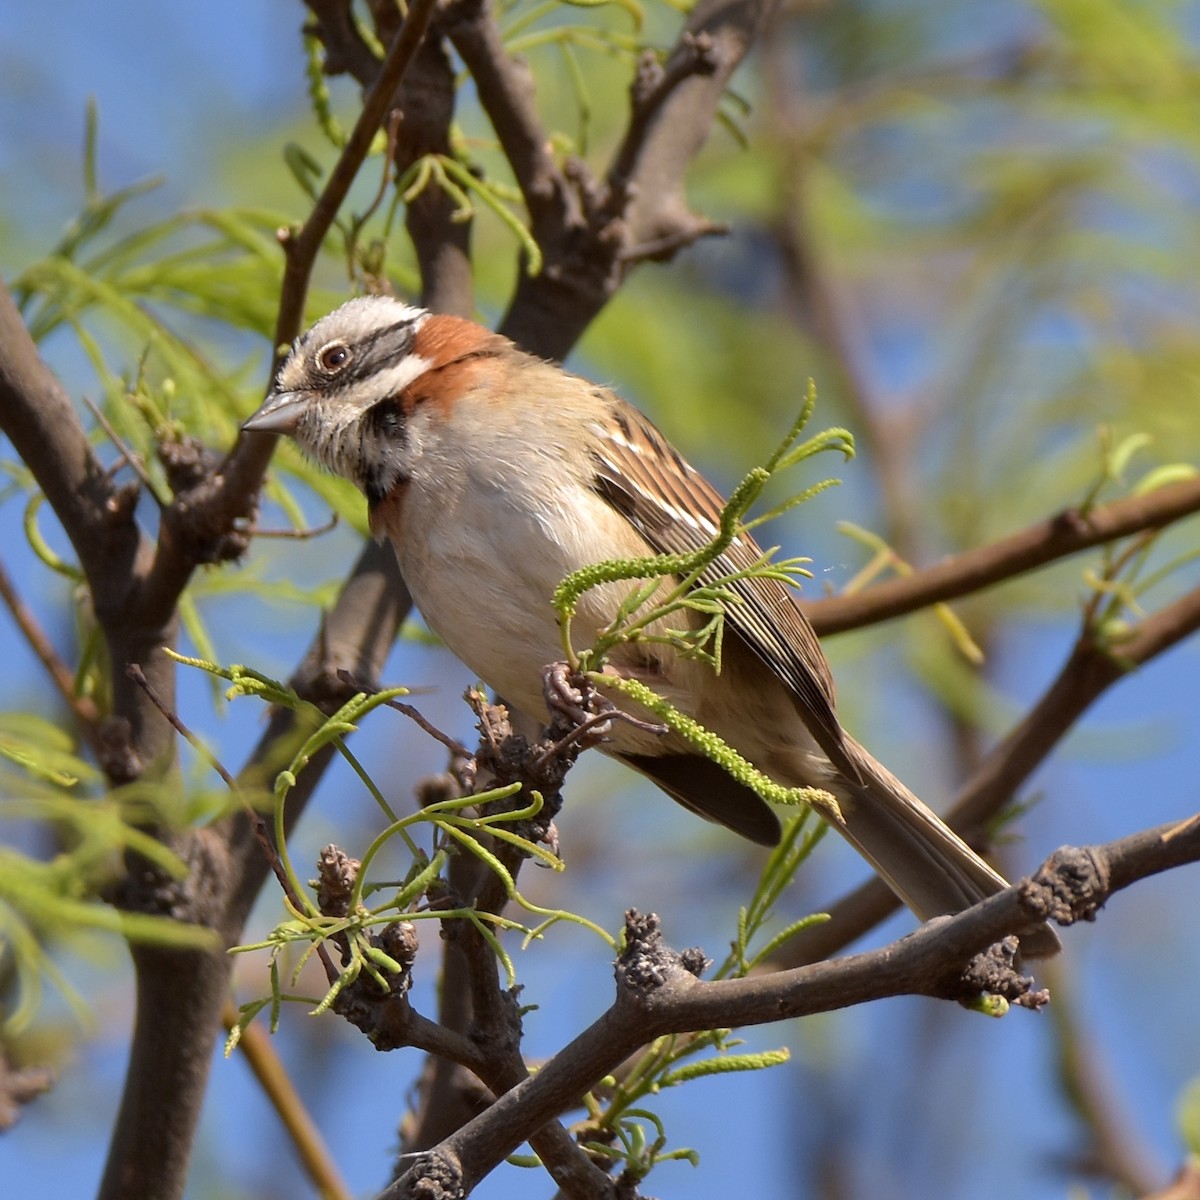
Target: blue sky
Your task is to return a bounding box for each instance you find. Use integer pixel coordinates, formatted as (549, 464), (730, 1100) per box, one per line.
(2, 3), (1200, 1198)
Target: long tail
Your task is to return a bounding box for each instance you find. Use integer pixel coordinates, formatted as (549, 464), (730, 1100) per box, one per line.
(828, 736), (1060, 958)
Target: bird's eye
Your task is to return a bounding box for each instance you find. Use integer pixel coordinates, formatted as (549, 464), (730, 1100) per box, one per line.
(317, 342), (352, 374)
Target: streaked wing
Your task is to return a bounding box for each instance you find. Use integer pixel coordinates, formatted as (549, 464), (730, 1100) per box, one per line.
(588, 395), (859, 782)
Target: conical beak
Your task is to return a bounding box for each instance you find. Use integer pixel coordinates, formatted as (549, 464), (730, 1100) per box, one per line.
(242, 392), (306, 435)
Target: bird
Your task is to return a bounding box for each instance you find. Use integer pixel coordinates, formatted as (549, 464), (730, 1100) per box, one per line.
(243, 294), (1059, 957)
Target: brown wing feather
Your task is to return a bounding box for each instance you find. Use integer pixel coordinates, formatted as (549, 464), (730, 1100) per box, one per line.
(620, 752), (782, 846)
(588, 395), (861, 784)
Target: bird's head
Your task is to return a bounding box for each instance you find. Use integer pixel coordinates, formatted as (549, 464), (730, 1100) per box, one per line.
(243, 295), (507, 504)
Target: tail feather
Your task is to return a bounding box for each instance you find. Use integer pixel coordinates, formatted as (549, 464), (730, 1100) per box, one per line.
(831, 737), (1060, 959)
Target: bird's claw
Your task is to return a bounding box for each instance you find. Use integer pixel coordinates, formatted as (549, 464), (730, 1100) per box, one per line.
(542, 662), (615, 743)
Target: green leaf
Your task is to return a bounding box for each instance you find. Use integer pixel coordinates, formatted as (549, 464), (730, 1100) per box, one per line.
(1178, 1077), (1200, 1158)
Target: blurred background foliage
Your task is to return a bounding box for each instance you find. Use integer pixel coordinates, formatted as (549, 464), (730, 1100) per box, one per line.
(2, 0), (1200, 1196)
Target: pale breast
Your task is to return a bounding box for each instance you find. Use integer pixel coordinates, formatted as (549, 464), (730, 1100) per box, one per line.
(381, 391), (829, 784)
(390, 441), (653, 719)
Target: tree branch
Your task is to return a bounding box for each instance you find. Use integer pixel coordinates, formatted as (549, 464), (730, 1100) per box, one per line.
(781, 583), (1200, 964)
(204, 0), (440, 542)
(805, 475), (1200, 637)
(445, 0), (780, 359)
(608, 0), (767, 258)
(444, 0), (579, 244)
(89, 9), (442, 1196)
(0, 276), (173, 781)
(0, 279), (139, 589)
(0, 553), (102, 752)
(380, 813), (1200, 1197)
(384, 699), (615, 1197)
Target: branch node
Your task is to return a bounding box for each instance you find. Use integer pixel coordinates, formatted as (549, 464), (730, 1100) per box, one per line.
(958, 937), (1049, 1012)
(105, 480), (141, 523)
(466, 692), (564, 849)
(631, 49), (665, 107)
(377, 920), (421, 979)
(679, 946), (712, 978)
(1053, 505), (1093, 537)
(160, 436), (256, 565)
(97, 715), (143, 785)
(1023, 845), (1111, 925)
(316, 844), (361, 919)
(334, 971), (417, 1050)
(682, 30), (721, 72)
(393, 1148), (466, 1200)
(630, 33), (719, 116)
(470, 985), (525, 1062)
(617, 910), (699, 997)
(563, 155), (605, 215)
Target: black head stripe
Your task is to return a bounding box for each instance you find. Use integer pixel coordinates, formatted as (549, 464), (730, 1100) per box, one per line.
(296, 317), (420, 393)
(362, 317), (419, 362)
(340, 319), (420, 388)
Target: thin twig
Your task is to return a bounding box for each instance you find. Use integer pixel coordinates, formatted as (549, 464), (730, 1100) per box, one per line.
(80, 393), (167, 507)
(202, 0), (442, 538)
(334, 668), (474, 758)
(360, 108), (407, 231)
(222, 1000), (353, 1200)
(535, 707), (667, 768)
(0, 555), (102, 748)
(250, 512), (340, 540)
(278, 0), (440, 342)
(388, 700), (473, 759)
(125, 663), (336, 982)
(126, 664), (237, 789)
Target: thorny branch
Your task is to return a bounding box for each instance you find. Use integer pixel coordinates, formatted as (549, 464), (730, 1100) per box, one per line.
(322, 689), (616, 1197)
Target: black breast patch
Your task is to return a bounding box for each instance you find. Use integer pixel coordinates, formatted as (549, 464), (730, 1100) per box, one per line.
(362, 397), (409, 506)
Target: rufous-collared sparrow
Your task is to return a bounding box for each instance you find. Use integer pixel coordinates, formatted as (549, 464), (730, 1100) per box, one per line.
(244, 295), (1058, 957)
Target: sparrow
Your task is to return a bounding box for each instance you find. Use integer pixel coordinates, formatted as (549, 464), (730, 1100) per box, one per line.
(244, 295), (1059, 957)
